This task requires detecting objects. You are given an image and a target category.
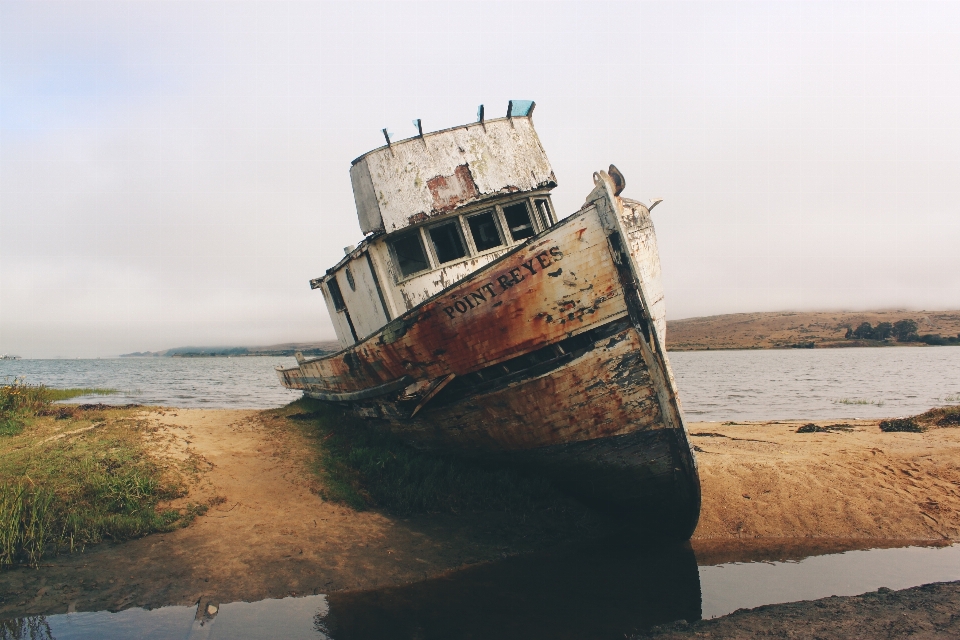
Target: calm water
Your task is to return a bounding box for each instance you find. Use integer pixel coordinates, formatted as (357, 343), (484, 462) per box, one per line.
(670, 346), (960, 421)
(0, 357), (300, 409)
(4, 542), (959, 639)
(2, 347), (959, 419)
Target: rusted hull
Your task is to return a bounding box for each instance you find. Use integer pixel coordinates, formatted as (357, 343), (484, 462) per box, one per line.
(378, 321), (698, 537)
(278, 172), (700, 538)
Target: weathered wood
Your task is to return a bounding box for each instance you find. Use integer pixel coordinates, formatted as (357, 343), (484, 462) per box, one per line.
(277, 205), (628, 395)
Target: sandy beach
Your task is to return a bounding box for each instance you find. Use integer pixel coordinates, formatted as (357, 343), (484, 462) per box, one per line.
(0, 407), (958, 628)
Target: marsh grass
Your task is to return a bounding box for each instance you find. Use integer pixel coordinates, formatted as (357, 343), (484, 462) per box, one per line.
(833, 398), (885, 407)
(877, 406), (960, 433)
(278, 399), (568, 517)
(47, 388), (117, 402)
(879, 417), (924, 433)
(0, 390), (192, 567)
(0, 616), (53, 640)
(913, 405), (960, 428)
(0, 380), (118, 437)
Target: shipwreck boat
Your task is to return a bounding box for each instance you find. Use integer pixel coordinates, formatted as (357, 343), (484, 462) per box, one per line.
(277, 102), (700, 539)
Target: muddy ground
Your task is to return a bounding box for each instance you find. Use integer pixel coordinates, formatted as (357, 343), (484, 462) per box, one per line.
(0, 408), (958, 631)
(638, 581), (960, 639)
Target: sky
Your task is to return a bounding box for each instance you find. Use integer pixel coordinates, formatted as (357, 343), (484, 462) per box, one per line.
(1, 1), (959, 358)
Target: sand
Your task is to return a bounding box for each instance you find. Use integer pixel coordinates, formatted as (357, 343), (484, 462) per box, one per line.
(666, 310), (960, 350)
(0, 408), (590, 618)
(690, 419), (960, 541)
(0, 409), (958, 622)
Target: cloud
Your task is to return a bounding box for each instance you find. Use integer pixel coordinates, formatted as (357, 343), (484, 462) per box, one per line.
(2, 1), (959, 357)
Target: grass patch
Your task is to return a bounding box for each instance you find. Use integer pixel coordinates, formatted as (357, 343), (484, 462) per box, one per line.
(1, 380), (118, 437)
(913, 405), (960, 428)
(796, 423), (854, 433)
(879, 417), (924, 433)
(277, 399), (570, 517)
(833, 398), (884, 407)
(46, 388), (117, 402)
(877, 405), (960, 433)
(0, 384), (193, 567)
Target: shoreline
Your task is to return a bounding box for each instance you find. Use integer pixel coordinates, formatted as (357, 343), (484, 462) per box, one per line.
(0, 407), (958, 627)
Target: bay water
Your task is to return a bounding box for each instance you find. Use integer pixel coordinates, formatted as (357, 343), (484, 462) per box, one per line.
(2, 346), (959, 420)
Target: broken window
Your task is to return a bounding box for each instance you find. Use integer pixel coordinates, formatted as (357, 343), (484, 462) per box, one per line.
(391, 231), (430, 278)
(327, 277), (346, 311)
(428, 220), (468, 264)
(534, 198), (553, 230)
(466, 210), (504, 252)
(503, 202), (536, 241)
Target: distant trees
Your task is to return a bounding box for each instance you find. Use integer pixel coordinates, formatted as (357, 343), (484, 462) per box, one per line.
(844, 318), (959, 345)
(874, 322), (893, 340)
(847, 322), (874, 339)
(847, 322), (892, 340)
(892, 319), (918, 342)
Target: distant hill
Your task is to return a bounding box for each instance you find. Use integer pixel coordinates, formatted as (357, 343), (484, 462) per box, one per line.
(666, 310), (960, 351)
(120, 341), (340, 358)
(122, 311), (960, 357)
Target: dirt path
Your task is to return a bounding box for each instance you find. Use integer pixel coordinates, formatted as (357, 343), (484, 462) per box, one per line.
(691, 420), (960, 541)
(0, 409), (586, 618)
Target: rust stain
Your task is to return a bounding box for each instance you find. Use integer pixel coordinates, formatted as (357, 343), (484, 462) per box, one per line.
(406, 212), (429, 226)
(400, 328), (662, 451)
(427, 164), (479, 214)
(288, 207), (627, 395)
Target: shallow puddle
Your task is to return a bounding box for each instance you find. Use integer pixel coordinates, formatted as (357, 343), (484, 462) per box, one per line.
(3, 541), (958, 639)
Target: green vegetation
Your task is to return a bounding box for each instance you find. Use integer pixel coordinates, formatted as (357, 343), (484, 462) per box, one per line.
(878, 406), (960, 433)
(913, 405), (960, 428)
(0, 384), (195, 567)
(879, 417), (923, 433)
(796, 423), (854, 433)
(796, 423), (829, 433)
(278, 399), (569, 517)
(1, 380), (117, 437)
(833, 398), (884, 407)
(46, 388), (116, 402)
(844, 318), (960, 345)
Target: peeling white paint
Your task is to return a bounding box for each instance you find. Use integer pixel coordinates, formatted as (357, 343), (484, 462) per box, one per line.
(621, 198), (666, 346)
(350, 117), (555, 234)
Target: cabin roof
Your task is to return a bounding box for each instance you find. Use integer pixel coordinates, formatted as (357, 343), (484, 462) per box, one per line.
(349, 115), (556, 236)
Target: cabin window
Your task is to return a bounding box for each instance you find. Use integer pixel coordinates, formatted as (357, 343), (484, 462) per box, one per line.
(534, 199), (553, 229)
(428, 220), (468, 264)
(503, 202), (536, 241)
(327, 278), (346, 311)
(466, 210), (504, 252)
(391, 231), (430, 278)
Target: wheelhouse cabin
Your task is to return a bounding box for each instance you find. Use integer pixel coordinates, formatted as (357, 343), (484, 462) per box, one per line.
(310, 103), (560, 351)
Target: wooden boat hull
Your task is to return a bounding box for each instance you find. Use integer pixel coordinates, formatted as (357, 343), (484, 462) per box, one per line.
(278, 172), (700, 539)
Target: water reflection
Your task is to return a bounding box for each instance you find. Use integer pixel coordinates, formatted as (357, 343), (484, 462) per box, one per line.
(3, 540), (959, 639)
(0, 616), (54, 640)
(318, 539), (701, 640)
